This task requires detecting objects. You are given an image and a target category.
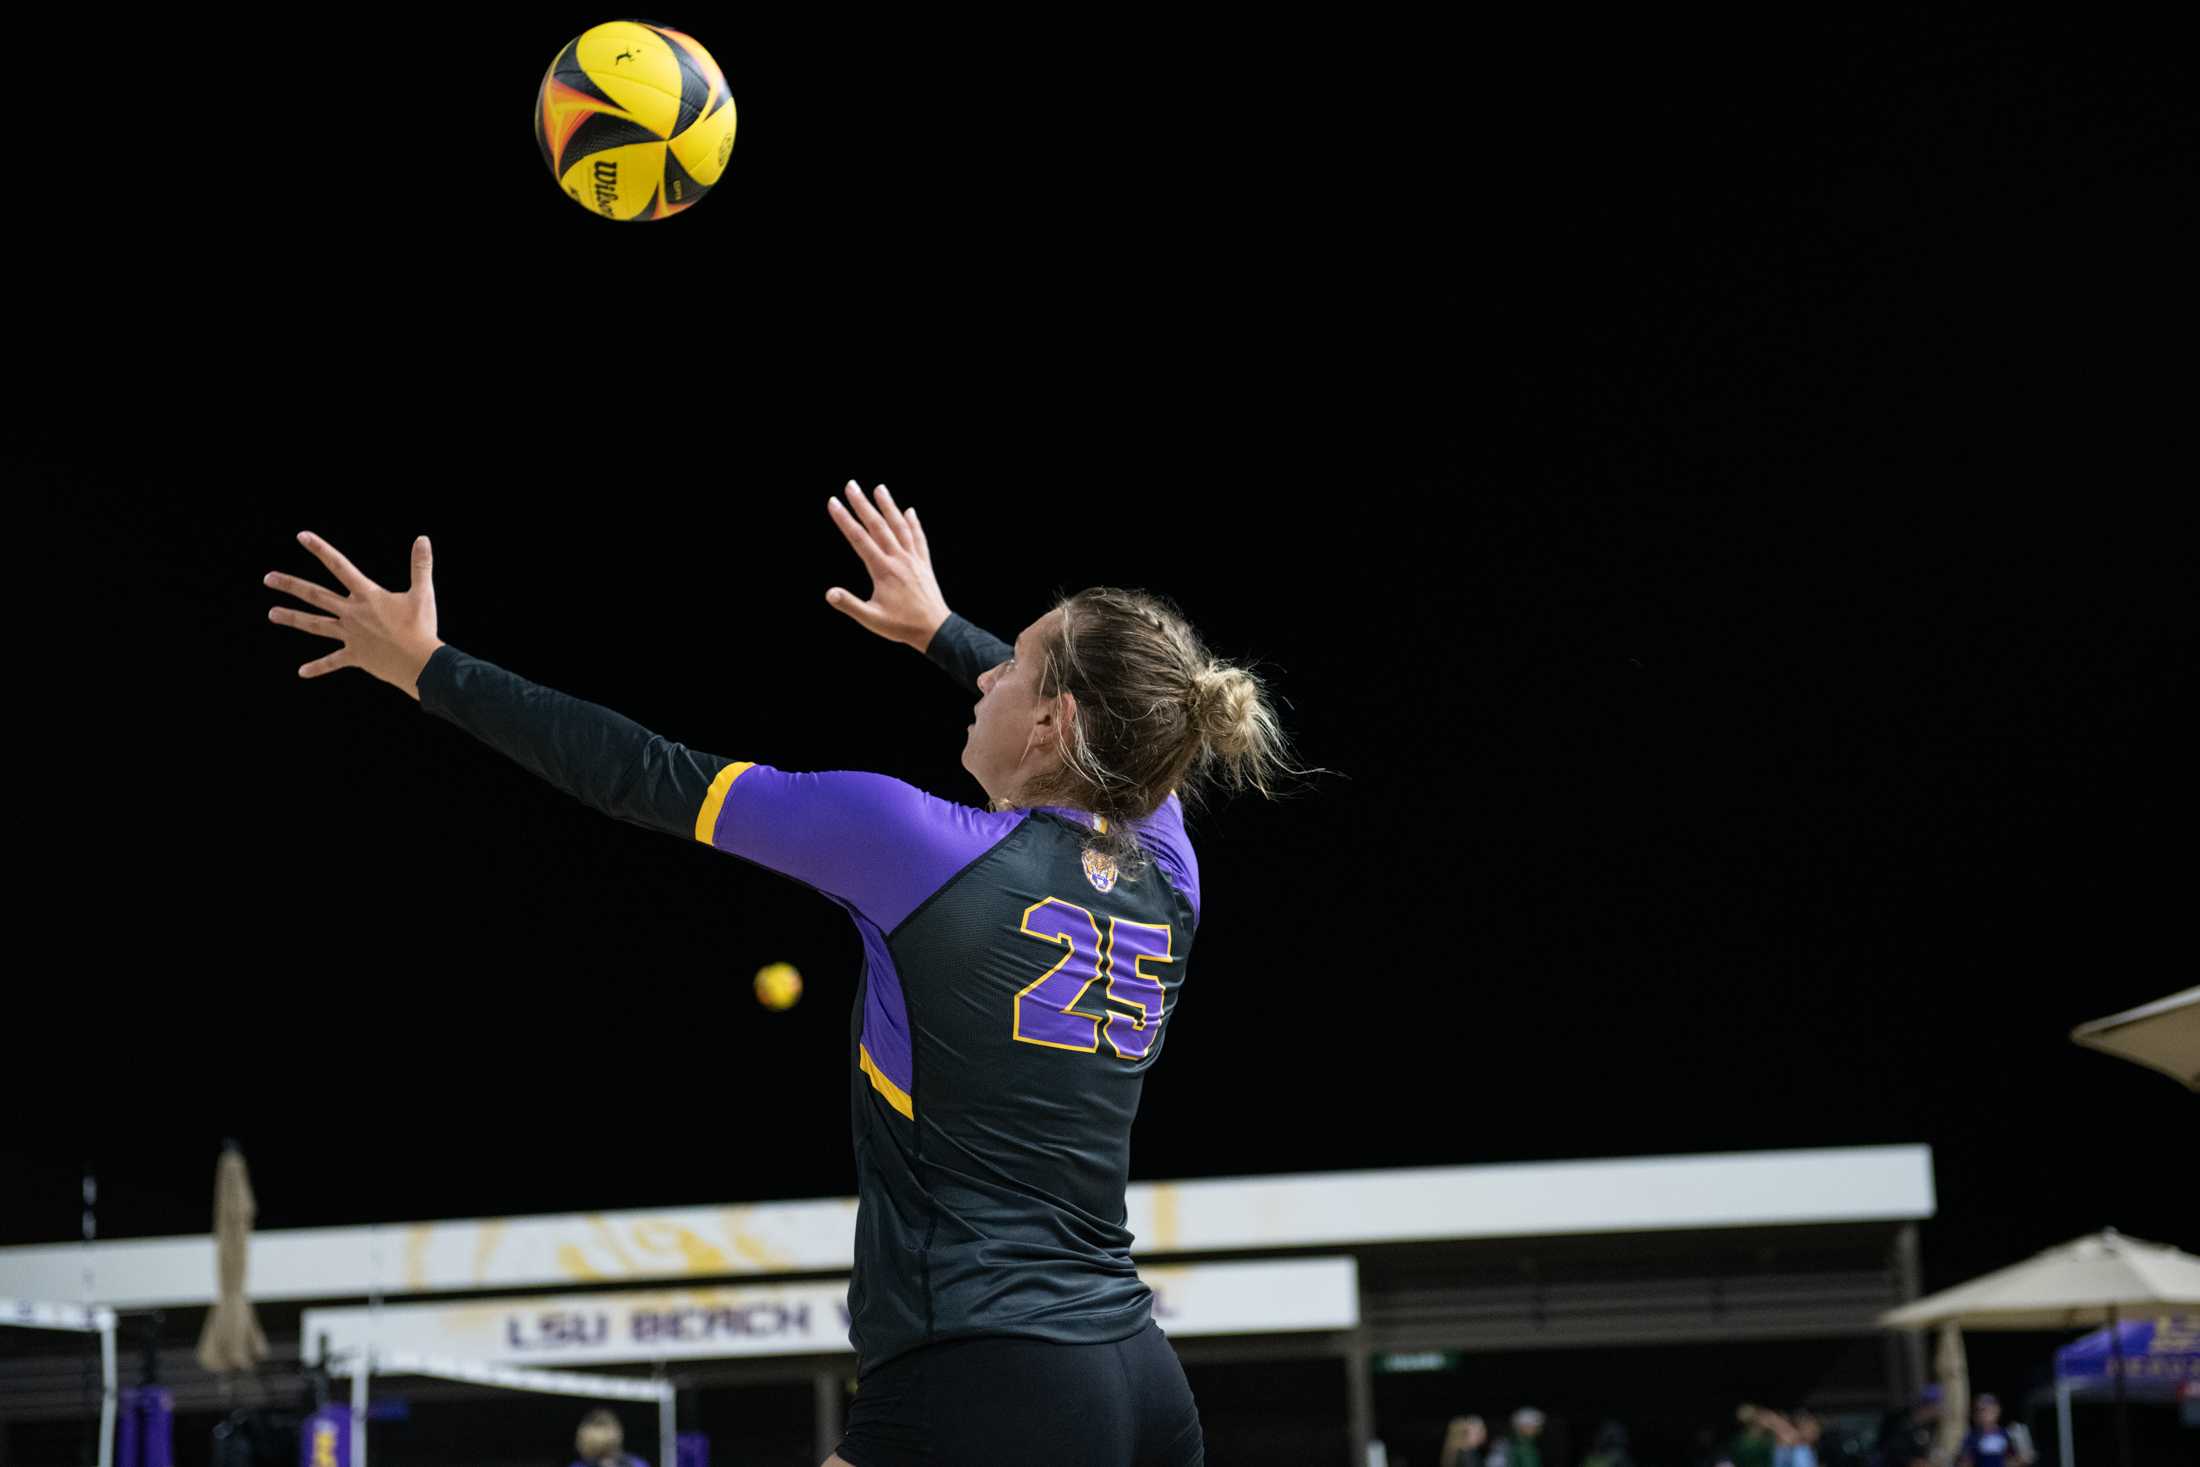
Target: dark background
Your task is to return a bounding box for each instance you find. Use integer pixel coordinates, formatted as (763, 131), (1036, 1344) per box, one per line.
(8, 7), (2193, 1461)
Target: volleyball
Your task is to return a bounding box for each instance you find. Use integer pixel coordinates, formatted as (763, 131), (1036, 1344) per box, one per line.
(754, 962), (804, 1010)
(535, 20), (737, 220)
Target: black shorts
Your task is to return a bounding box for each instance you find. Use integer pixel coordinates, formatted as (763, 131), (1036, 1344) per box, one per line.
(835, 1320), (1204, 1467)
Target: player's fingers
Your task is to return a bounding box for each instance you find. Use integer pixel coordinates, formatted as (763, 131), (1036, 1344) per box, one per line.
(296, 531), (381, 597)
(827, 491), (889, 571)
(872, 485), (916, 552)
(298, 648), (352, 678)
(262, 570), (346, 614)
(906, 506), (930, 560)
(847, 484), (902, 555)
(269, 606), (347, 641)
(824, 587), (886, 632)
(409, 535), (433, 595)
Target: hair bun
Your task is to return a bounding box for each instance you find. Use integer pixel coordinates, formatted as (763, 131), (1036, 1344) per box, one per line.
(1194, 664), (1260, 758)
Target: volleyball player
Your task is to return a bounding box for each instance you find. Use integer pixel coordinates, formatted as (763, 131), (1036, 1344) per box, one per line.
(264, 483), (1295, 1466)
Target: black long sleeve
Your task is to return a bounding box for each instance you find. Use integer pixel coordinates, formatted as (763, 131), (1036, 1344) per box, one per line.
(416, 644), (735, 841)
(922, 612), (1013, 693)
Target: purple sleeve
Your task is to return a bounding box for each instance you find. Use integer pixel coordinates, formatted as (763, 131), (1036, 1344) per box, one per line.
(701, 765), (1024, 930)
(1134, 793), (1201, 924)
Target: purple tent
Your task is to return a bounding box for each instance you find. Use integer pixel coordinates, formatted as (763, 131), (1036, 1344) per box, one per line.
(2050, 1315), (2198, 1467)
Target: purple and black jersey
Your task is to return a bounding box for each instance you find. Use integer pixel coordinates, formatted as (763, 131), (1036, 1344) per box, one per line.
(417, 613), (1199, 1374)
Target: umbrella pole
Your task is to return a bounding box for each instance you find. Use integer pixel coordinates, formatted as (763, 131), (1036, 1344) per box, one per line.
(2108, 1304), (2129, 1467)
(2055, 1377), (2074, 1467)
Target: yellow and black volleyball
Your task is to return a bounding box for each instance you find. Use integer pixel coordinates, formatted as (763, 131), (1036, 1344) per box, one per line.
(536, 20), (736, 221)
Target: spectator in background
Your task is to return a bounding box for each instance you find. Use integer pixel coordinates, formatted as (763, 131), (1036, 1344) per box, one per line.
(1875, 1387), (1940, 1467)
(1582, 1421), (1635, 1467)
(1956, 1394), (2033, 1467)
(572, 1409), (649, 1467)
(1758, 1408), (1822, 1467)
(1488, 1407), (1547, 1467)
(1732, 1406), (1777, 1467)
(1443, 1414), (1491, 1467)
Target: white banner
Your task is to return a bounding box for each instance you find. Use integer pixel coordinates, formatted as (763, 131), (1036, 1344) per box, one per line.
(302, 1257), (1358, 1367)
(0, 1147), (1934, 1310)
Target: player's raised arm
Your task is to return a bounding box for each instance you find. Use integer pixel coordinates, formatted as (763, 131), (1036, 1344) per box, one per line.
(265, 529), (729, 841)
(824, 481), (1011, 691)
(265, 529), (1010, 916)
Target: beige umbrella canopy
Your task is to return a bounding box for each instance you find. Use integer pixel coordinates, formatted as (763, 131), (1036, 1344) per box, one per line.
(1880, 1230), (2200, 1332)
(195, 1144), (269, 1374)
(2070, 987), (2200, 1091)
(1882, 1231), (2200, 1467)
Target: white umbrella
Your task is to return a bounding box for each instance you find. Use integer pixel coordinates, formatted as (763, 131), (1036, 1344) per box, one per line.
(1880, 1231), (2200, 1467)
(1881, 1231), (2200, 1332)
(2070, 988), (2200, 1091)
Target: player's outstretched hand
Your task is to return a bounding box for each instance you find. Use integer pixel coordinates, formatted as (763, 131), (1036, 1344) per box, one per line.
(826, 481), (952, 651)
(265, 532), (445, 701)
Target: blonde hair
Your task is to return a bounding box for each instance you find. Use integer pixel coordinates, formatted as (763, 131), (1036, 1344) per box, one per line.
(1023, 587), (1301, 872)
(576, 1409), (622, 1463)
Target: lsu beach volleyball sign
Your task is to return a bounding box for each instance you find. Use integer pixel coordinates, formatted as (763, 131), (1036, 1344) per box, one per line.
(301, 1258), (1358, 1367)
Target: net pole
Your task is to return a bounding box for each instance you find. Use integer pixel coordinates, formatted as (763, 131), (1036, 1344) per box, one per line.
(363, 1221), (381, 1467)
(98, 1314), (117, 1467)
(352, 1349), (370, 1467)
(83, 1168), (98, 1467)
(659, 1382), (675, 1467)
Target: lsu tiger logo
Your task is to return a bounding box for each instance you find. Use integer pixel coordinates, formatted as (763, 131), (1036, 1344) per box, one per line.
(1082, 847), (1119, 893)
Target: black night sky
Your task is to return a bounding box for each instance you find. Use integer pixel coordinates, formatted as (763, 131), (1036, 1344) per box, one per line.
(10, 1), (2193, 1405)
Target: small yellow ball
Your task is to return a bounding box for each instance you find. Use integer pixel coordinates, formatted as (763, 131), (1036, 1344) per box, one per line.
(754, 962), (804, 1010)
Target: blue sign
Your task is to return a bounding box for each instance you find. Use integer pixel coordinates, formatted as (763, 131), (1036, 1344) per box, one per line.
(2055, 1315), (2199, 1394)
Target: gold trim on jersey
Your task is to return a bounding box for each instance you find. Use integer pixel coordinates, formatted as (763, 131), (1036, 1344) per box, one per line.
(859, 1043), (914, 1119)
(694, 761), (755, 843)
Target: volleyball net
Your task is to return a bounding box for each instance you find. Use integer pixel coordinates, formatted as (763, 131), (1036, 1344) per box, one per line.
(2, 1297), (119, 1467)
(324, 1348), (675, 1467)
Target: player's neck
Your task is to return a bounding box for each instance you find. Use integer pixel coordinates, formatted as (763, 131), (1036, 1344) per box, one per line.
(993, 789), (1101, 829)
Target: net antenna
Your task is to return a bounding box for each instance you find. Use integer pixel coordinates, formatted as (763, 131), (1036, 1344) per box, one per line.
(326, 1348), (677, 1467)
(3, 1298), (119, 1467)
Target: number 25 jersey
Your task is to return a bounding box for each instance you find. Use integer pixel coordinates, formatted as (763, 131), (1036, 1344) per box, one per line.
(417, 613), (1200, 1376)
(697, 616), (1202, 1373)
